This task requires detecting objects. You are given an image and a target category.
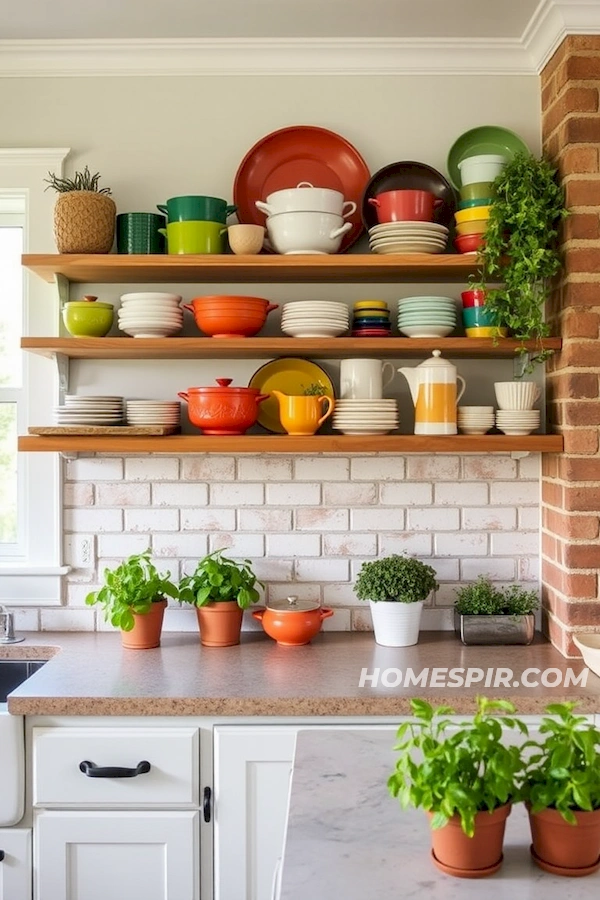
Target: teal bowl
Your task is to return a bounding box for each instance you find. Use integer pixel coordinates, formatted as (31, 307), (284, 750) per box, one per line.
(458, 198), (494, 210)
(462, 306), (495, 328)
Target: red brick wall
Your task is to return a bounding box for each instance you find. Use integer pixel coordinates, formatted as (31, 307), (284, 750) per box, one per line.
(541, 35), (600, 657)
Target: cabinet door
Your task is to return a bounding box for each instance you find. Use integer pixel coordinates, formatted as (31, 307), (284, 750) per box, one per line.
(0, 829), (31, 900)
(35, 811), (198, 900)
(214, 727), (297, 900)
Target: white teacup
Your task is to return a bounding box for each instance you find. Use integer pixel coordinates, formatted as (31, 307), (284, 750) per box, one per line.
(494, 381), (541, 410)
(340, 358), (395, 399)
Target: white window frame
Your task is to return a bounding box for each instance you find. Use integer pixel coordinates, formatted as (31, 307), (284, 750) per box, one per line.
(0, 148), (70, 604)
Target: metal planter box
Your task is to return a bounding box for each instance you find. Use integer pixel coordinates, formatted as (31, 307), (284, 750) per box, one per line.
(454, 610), (535, 646)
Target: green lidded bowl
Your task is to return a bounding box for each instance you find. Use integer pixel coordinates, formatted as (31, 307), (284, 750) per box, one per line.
(63, 295), (114, 337)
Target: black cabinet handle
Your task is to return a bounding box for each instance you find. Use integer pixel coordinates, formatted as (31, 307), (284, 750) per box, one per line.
(0, 850), (4, 862)
(203, 786), (212, 823)
(79, 759), (151, 778)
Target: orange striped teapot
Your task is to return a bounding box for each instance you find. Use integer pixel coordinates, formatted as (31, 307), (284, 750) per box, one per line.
(398, 350), (466, 435)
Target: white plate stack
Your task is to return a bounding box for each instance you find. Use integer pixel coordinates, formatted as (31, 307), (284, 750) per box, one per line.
(457, 406), (495, 435)
(126, 400), (181, 427)
(397, 296), (458, 338)
(118, 292), (183, 338)
(280, 301), (349, 338)
(55, 395), (124, 425)
(369, 222), (449, 255)
(495, 410), (541, 435)
(332, 399), (399, 435)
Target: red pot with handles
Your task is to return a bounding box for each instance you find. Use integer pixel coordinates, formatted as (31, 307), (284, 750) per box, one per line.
(252, 596), (334, 646)
(368, 189), (442, 223)
(178, 378), (268, 435)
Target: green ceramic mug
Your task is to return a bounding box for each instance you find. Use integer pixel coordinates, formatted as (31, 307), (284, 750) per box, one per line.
(117, 213), (166, 254)
(159, 221), (228, 255)
(157, 195), (237, 224)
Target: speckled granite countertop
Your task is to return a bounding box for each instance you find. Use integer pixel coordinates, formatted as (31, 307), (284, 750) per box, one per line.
(2, 631), (599, 716)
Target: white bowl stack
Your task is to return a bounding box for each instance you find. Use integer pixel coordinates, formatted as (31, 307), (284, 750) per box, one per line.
(397, 296), (458, 338)
(126, 400), (181, 427)
(118, 292), (183, 338)
(369, 222), (448, 255)
(457, 406), (495, 435)
(55, 395), (124, 425)
(495, 410), (541, 435)
(281, 301), (349, 338)
(494, 381), (541, 435)
(332, 399), (399, 435)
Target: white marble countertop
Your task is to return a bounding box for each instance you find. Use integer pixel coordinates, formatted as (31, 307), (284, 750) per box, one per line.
(279, 729), (599, 899)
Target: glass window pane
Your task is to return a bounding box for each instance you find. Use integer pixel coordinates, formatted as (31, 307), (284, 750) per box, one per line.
(0, 226), (24, 389)
(0, 402), (17, 543)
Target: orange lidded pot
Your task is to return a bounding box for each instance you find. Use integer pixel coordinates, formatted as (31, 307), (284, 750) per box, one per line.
(178, 378), (268, 435)
(252, 596), (333, 646)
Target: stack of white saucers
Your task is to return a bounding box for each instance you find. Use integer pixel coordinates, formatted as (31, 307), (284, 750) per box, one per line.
(332, 399), (399, 435)
(369, 222), (449, 256)
(458, 406), (495, 435)
(397, 296), (458, 338)
(126, 400), (181, 426)
(118, 292), (183, 338)
(55, 395), (124, 425)
(495, 409), (541, 436)
(281, 301), (349, 338)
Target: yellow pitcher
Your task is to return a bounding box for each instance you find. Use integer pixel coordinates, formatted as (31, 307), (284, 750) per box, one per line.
(271, 391), (335, 436)
(398, 350), (466, 435)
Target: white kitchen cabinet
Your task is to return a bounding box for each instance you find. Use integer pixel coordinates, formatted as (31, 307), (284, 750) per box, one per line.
(0, 829), (31, 900)
(35, 810), (199, 900)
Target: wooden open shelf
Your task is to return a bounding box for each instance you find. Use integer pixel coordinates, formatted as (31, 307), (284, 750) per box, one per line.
(18, 434), (564, 454)
(22, 253), (482, 284)
(21, 336), (562, 360)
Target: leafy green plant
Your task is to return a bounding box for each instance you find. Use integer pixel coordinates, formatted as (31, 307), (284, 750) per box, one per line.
(85, 550), (178, 631)
(455, 576), (539, 616)
(178, 549), (263, 610)
(301, 381), (328, 396)
(388, 697), (528, 836)
(470, 152), (568, 374)
(522, 702), (600, 823)
(354, 554), (438, 603)
(44, 165), (112, 195)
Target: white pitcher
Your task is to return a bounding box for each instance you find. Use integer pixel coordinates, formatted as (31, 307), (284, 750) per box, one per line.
(398, 350), (466, 435)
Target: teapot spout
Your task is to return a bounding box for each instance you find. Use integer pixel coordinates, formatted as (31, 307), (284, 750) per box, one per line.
(397, 368), (419, 406)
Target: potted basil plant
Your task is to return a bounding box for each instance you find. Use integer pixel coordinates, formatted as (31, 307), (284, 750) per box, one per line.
(353, 554), (437, 647)
(178, 549), (263, 647)
(454, 576), (539, 645)
(388, 697), (528, 878)
(85, 549), (178, 649)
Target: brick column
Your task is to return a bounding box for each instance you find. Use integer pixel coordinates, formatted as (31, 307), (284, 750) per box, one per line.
(541, 36), (600, 657)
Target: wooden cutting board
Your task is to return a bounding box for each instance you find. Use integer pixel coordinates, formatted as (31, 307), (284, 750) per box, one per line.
(29, 425), (181, 436)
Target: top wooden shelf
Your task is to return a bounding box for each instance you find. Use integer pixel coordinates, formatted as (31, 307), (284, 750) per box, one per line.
(22, 253), (481, 284)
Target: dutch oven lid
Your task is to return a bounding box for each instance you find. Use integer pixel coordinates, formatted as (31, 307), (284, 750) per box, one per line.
(266, 595), (321, 613)
(66, 294), (113, 309)
(186, 378), (261, 394)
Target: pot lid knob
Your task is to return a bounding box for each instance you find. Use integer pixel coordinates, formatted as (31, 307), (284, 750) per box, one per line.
(215, 378), (233, 388)
(82, 295), (98, 303)
(286, 596), (299, 608)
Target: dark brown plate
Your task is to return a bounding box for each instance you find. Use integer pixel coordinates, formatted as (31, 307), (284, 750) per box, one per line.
(361, 161), (457, 232)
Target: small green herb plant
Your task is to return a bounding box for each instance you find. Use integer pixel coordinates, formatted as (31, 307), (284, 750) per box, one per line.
(178, 549), (263, 610)
(470, 152), (568, 374)
(44, 165), (112, 195)
(455, 576), (539, 616)
(523, 703), (600, 823)
(354, 554), (438, 603)
(85, 549), (178, 631)
(388, 697), (528, 836)
(301, 381), (328, 396)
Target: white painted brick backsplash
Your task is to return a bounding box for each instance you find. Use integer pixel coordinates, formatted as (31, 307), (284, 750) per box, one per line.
(295, 559), (350, 581)
(67, 457), (123, 481)
(430, 558), (460, 581)
(295, 457), (349, 481)
(96, 483), (151, 507)
(408, 507), (460, 531)
(239, 509), (292, 532)
(462, 456), (517, 480)
(518, 454), (542, 480)
(491, 532), (540, 555)
(181, 456), (235, 481)
(378, 532), (432, 557)
(519, 507), (540, 530)
(351, 507), (405, 531)
(251, 558), (294, 582)
(435, 532), (488, 556)
(266, 482), (321, 505)
(153, 532), (209, 558)
(124, 457), (179, 481)
(267, 533), (321, 557)
(350, 456), (404, 481)
(209, 532), (265, 557)
(295, 508), (349, 531)
(520, 556), (540, 581)
(64, 534), (95, 569)
(323, 533), (377, 556)
(462, 507), (517, 531)
(490, 481), (540, 505)
(41, 608), (96, 631)
(124, 509), (179, 532)
(211, 482), (264, 506)
(64, 508), (123, 533)
(153, 483), (208, 507)
(12, 607), (40, 631)
(435, 482), (489, 506)
(434, 583), (462, 607)
(238, 457), (293, 481)
(380, 483), (432, 505)
(408, 456), (459, 480)
(267, 582), (321, 603)
(461, 558), (516, 581)
(323, 482), (377, 506)
(97, 533), (152, 557)
(181, 508), (237, 531)
(64, 483), (94, 507)
(322, 582), (360, 605)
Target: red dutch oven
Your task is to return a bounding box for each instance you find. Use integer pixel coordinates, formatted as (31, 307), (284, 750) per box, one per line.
(178, 378), (268, 435)
(368, 189), (442, 223)
(252, 596), (334, 646)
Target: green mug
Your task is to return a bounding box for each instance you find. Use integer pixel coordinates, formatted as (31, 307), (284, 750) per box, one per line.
(117, 213), (166, 254)
(158, 220), (227, 254)
(157, 195), (237, 224)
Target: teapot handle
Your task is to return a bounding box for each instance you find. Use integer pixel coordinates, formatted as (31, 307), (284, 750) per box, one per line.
(456, 376), (466, 404)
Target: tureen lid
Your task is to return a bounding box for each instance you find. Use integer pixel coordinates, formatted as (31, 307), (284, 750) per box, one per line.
(266, 595), (321, 612)
(66, 294), (113, 309)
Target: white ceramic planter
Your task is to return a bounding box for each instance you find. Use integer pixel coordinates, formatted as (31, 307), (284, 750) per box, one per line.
(457, 154), (508, 186)
(369, 599), (424, 647)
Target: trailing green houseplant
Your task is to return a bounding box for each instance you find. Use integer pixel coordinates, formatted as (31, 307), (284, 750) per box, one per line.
(470, 152), (568, 374)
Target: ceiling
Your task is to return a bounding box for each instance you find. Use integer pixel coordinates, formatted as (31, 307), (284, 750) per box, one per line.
(0, 0), (544, 40)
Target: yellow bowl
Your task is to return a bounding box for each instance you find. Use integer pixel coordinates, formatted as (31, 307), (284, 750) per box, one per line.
(354, 299), (388, 310)
(353, 309), (391, 318)
(455, 219), (489, 235)
(454, 206), (492, 224)
(466, 326), (509, 338)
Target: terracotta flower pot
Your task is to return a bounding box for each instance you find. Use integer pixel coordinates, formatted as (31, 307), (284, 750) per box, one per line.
(121, 599), (167, 650)
(528, 806), (600, 875)
(429, 804), (511, 878)
(196, 601), (243, 647)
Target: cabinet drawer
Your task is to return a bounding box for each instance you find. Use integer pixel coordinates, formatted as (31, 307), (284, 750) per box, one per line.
(33, 726), (199, 808)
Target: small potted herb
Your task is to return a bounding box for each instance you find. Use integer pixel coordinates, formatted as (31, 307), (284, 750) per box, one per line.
(388, 697), (528, 877)
(85, 550), (178, 649)
(523, 702), (600, 876)
(178, 549), (263, 647)
(454, 576), (539, 646)
(353, 554), (437, 647)
(45, 165), (116, 254)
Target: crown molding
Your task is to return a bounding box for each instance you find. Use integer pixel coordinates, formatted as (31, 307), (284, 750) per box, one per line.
(525, 0), (600, 72)
(0, 148), (70, 166)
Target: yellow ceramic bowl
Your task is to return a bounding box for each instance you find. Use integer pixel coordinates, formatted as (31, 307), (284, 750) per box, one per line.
(455, 219), (489, 236)
(466, 326), (509, 338)
(353, 309), (391, 318)
(354, 299), (388, 310)
(454, 206), (492, 224)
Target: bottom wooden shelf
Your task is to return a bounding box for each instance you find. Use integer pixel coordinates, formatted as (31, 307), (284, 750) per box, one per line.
(18, 434), (564, 454)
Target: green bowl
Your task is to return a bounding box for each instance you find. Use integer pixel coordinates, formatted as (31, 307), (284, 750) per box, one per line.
(63, 301), (114, 337)
(458, 198), (494, 210)
(459, 182), (496, 201)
